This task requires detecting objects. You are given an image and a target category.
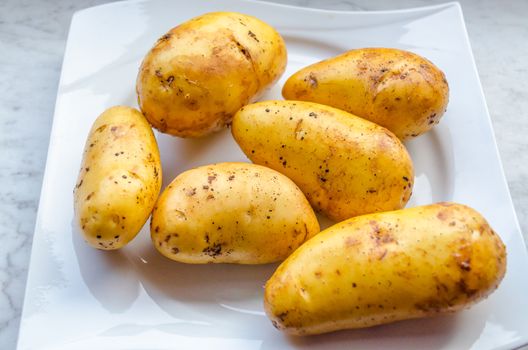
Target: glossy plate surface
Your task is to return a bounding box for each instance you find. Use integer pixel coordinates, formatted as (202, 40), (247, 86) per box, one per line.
(18, 1), (528, 349)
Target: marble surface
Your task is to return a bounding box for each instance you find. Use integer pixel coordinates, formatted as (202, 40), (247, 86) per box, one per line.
(0, 0), (526, 348)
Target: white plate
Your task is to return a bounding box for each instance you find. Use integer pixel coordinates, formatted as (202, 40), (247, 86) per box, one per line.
(17, 1), (528, 349)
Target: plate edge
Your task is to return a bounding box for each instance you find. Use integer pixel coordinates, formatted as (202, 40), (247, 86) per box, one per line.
(15, 1), (528, 349)
(71, 0), (461, 17)
(454, 3), (527, 246)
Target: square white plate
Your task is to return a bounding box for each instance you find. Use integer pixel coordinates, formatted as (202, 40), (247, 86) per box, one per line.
(17, 1), (528, 349)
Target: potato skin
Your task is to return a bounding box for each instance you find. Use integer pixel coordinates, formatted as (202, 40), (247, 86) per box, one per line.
(264, 203), (507, 335)
(282, 48), (449, 140)
(74, 106), (162, 250)
(136, 12), (287, 137)
(232, 100), (414, 221)
(151, 162), (320, 264)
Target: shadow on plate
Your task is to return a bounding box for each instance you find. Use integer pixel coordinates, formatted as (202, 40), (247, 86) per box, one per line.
(72, 213), (488, 349)
(156, 128), (248, 190)
(405, 123), (455, 206)
(281, 311), (485, 350)
(72, 220), (141, 313)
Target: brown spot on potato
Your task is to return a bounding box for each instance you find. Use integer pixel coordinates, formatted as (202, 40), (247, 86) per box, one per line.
(437, 210), (449, 221)
(203, 243), (222, 257)
(159, 33), (171, 41)
(186, 187), (197, 196)
(294, 118), (306, 140)
(415, 299), (445, 313)
(307, 73), (318, 88)
(207, 174), (217, 184)
(345, 236), (360, 247)
(314, 271), (322, 278)
(369, 221), (395, 245)
(247, 30), (259, 42)
(460, 260), (471, 271)
(175, 210), (187, 221)
(95, 124), (107, 133)
(457, 279), (477, 297)
(110, 125), (127, 138)
(277, 311), (288, 322)
(184, 97), (200, 111)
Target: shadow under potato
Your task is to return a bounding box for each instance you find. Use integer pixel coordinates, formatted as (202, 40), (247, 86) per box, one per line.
(129, 235), (280, 338)
(130, 235), (278, 305)
(405, 123), (455, 205)
(72, 220), (141, 313)
(156, 127), (248, 190)
(72, 216), (488, 348)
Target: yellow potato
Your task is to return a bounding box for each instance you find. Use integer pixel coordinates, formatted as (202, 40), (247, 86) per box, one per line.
(282, 48), (449, 139)
(74, 106), (162, 250)
(264, 203), (507, 335)
(231, 100), (414, 221)
(136, 12), (287, 137)
(151, 162), (319, 264)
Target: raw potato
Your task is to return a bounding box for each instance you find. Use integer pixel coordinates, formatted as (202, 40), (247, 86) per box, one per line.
(282, 48), (449, 139)
(151, 162), (320, 264)
(232, 100), (414, 221)
(136, 12), (287, 137)
(74, 106), (162, 250)
(264, 203), (507, 335)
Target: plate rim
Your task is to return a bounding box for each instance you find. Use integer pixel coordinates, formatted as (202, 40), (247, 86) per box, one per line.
(71, 0), (462, 18)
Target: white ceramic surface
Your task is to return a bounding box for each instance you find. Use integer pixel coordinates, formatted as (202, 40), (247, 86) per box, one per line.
(16, 1), (528, 349)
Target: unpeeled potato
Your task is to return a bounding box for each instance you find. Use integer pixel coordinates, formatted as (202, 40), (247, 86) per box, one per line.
(232, 100), (414, 221)
(283, 48), (449, 139)
(151, 162), (319, 264)
(137, 12), (287, 137)
(74, 106), (162, 250)
(265, 203), (506, 335)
